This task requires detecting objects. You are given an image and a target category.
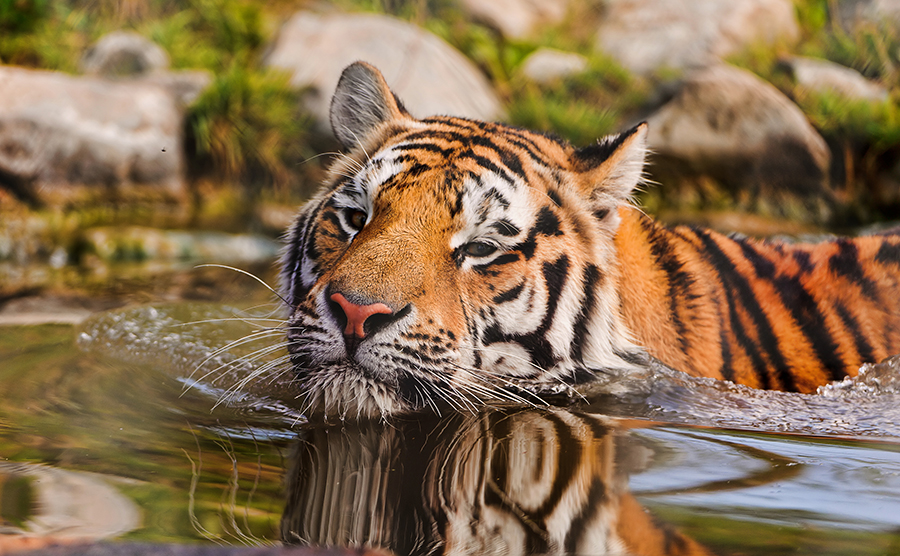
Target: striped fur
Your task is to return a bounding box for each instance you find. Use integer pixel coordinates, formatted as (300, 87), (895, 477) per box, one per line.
(280, 62), (900, 418)
(282, 410), (712, 555)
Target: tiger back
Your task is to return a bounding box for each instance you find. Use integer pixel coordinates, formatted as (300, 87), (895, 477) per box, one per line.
(280, 61), (900, 418)
(616, 215), (900, 391)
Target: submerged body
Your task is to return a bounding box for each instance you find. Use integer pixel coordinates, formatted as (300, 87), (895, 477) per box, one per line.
(280, 62), (900, 418)
(616, 213), (900, 392)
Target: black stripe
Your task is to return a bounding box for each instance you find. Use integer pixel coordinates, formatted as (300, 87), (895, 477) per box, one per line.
(483, 418), (545, 555)
(482, 256), (570, 371)
(505, 134), (555, 168)
(515, 207), (567, 260)
(832, 300), (877, 363)
(830, 240), (879, 300)
(304, 220), (322, 267)
(563, 477), (607, 553)
(282, 202), (322, 305)
(517, 232), (538, 260)
(547, 188), (562, 207)
(743, 239), (846, 384)
(644, 221), (697, 357)
(403, 162), (431, 178)
(493, 282), (525, 304)
(469, 134), (528, 180)
(400, 128), (527, 183)
(570, 264), (601, 364)
(488, 412), (582, 540)
(771, 279), (847, 383)
(529, 414), (582, 524)
(492, 218), (520, 237)
(792, 249), (814, 272)
(875, 240), (900, 266)
(450, 179), (464, 218)
(459, 150), (516, 185)
(397, 130), (465, 146)
(485, 187), (511, 210)
(472, 253), (520, 274)
(460, 298), (481, 369)
(694, 230), (784, 388)
(320, 211), (350, 242)
(534, 206), (563, 236)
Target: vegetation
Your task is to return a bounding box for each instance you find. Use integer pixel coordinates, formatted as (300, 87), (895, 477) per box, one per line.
(0, 0), (316, 213)
(721, 0), (900, 221)
(4, 0), (900, 227)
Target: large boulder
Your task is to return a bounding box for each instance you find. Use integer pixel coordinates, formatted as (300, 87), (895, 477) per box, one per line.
(779, 56), (888, 102)
(595, 0), (799, 75)
(80, 30), (170, 77)
(262, 12), (503, 134)
(0, 66), (187, 207)
(645, 64), (833, 218)
(458, 0), (572, 39)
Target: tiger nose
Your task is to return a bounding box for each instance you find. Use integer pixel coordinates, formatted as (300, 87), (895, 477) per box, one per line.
(329, 292), (394, 339)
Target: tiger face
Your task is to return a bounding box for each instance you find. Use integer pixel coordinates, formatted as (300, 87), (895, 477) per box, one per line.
(280, 62), (648, 418)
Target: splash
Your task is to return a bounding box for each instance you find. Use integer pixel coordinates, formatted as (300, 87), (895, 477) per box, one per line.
(579, 358), (900, 439)
(77, 303), (305, 423)
(79, 303), (900, 438)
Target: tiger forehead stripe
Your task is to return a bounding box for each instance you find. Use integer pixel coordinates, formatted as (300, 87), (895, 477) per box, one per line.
(394, 118), (559, 184)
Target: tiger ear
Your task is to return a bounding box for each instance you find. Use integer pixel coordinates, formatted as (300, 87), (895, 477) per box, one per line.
(330, 61), (411, 150)
(572, 123), (648, 209)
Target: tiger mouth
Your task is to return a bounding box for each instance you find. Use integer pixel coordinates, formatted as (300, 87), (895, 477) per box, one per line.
(287, 348), (449, 417)
(287, 347), (568, 419)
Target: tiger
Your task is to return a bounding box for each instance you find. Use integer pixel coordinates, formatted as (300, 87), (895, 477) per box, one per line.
(280, 61), (900, 419)
(282, 408), (712, 556)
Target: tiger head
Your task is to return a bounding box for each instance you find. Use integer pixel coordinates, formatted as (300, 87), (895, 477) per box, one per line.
(280, 62), (649, 419)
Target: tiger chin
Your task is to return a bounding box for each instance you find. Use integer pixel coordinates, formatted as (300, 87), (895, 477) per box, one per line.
(280, 61), (900, 420)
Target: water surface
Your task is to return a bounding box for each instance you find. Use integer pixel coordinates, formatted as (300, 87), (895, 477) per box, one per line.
(1, 301), (899, 555)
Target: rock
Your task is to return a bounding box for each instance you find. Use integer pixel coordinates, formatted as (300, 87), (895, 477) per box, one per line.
(778, 56), (888, 102)
(262, 12), (503, 134)
(80, 30), (170, 77)
(141, 69), (213, 107)
(0, 462), (140, 540)
(0, 66), (187, 207)
(80, 226), (280, 264)
(520, 48), (588, 83)
(836, 0), (900, 31)
(458, 0), (571, 39)
(79, 31), (210, 107)
(645, 64), (832, 218)
(595, 0), (800, 75)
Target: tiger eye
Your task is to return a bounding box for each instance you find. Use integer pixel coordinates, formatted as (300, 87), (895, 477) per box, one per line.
(464, 242), (497, 257)
(347, 210), (367, 230)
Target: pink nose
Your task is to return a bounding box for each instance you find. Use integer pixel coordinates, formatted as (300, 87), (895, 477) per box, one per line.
(329, 293), (394, 339)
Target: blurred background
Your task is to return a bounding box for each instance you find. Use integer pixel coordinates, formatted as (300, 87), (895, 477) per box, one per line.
(3, 0), (900, 318)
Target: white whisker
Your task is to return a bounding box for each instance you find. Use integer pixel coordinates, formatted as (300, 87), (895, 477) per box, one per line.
(195, 264), (290, 308)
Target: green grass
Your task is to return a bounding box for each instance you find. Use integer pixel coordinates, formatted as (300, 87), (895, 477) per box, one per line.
(6, 0), (900, 224)
(506, 56), (649, 146)
(186, 62), (311, 192)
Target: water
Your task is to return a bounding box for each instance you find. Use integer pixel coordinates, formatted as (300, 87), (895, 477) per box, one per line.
(2, 301), (900, 554)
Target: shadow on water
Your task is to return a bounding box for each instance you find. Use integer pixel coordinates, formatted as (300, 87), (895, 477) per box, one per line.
(1, 302), (900, 554)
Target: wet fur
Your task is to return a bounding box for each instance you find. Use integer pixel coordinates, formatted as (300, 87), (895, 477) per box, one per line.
(279, 62), (900, 418)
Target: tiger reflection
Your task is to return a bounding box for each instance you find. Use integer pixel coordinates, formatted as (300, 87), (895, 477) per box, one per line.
(281, 410), (710, 556)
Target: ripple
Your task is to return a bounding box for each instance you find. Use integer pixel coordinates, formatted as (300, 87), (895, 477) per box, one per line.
(79, 303), (900, 438)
